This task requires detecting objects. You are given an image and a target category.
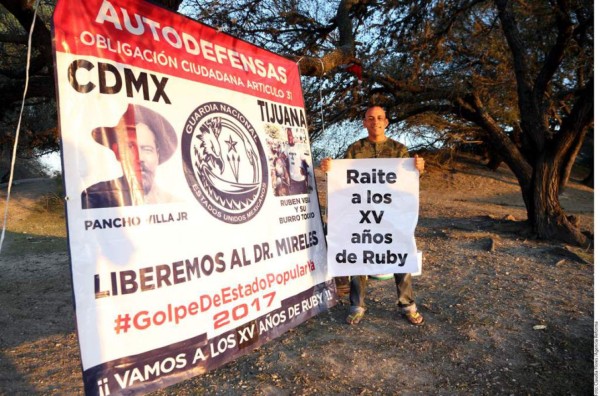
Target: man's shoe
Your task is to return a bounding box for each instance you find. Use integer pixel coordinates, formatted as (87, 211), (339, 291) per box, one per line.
(403, 311), (425, 326)
(346, 307), (366, 325)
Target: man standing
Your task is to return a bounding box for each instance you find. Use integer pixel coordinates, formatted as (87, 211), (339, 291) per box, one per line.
(286, 127), (311, 195)
(81, 104), (178, 209)
(321, 105), (425, 326)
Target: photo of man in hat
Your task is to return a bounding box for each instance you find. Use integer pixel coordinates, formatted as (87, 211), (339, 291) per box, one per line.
(81, 104), (178, 209)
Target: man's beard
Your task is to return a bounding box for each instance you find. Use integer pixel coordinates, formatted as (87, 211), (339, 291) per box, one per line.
(140, 165), (154, 194)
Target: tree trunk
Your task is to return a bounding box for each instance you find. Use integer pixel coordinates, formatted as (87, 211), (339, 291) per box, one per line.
(582, 168), (593, 188)
(457, 94), (590, 248)
(486, 152), (503, 171)
(558, 127), (588, 193)
(526, 155), (590, 247)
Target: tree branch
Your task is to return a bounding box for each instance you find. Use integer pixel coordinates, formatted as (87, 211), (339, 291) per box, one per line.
(551, 77), (594, 160)
(494, 0), (544, 151)
(456, 93), (532, 182)
(533, 0), (574, 103)
(290, 0), (361, 76)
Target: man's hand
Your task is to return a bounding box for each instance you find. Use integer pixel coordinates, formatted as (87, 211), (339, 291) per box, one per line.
(320, 157), (332, 173)
(414, 154), (425, 173)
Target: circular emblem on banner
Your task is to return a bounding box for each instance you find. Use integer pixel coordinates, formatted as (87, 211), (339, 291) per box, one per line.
(182, 102), (268, 223)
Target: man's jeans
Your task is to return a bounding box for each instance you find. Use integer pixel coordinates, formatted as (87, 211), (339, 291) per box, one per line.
(348, 273), (416, 312)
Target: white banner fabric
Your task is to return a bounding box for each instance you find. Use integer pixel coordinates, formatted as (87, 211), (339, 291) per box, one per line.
(52, 0), (333, 394)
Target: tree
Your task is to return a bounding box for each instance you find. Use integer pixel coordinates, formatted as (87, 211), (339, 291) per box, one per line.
(0, 0), (182, 162)
(388, 0), (593, 247)
(0, 0), (593, 246)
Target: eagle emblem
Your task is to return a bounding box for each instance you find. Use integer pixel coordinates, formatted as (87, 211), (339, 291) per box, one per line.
(183, 103), (267, 223)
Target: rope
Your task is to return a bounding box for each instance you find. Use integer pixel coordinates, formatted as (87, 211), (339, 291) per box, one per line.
(317, 58), (326, 138)
(0, 0), (41, 254)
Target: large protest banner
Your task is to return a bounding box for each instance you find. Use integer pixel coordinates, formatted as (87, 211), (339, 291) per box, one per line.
(52, 0), (333, 394)
(327, 158), (420, 276)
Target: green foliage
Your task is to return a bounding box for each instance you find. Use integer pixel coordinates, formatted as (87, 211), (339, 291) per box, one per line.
(0, 0), (58, 162)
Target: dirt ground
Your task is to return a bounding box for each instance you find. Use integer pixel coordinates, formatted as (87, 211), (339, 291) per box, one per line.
(0, 154), (595, 395)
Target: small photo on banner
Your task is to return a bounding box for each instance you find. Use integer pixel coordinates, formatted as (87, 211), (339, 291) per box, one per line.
(264, 125), (312, 197)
